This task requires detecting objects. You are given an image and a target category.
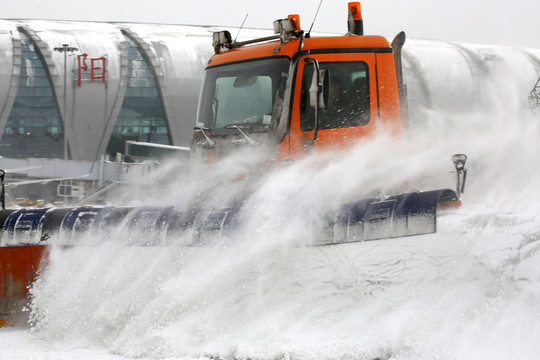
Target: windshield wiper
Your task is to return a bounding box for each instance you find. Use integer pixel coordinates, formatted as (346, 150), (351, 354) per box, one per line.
(193, 126), (215, 148)
(224, 125), (257, 145)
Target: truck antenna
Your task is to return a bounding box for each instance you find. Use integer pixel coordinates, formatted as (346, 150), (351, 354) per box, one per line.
(234, 13), (249, 43)
(307, 0), (324, 36)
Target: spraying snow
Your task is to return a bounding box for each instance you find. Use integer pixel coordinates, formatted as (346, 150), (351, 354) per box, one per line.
(0, 103), (536, 360)
(2, 41), (540, 359)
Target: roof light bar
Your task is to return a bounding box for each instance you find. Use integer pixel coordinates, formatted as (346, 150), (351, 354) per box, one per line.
(212, 31), (233, 53)
(273, 18), (294, 34)
(273, 16), (302, 44)
(213, 14), (302, 52)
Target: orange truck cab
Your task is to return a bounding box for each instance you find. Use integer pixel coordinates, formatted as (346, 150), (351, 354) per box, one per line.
(191, 2), (406, 163)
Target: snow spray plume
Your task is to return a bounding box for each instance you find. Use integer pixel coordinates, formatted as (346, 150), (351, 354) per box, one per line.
(27, 47), (540, 359)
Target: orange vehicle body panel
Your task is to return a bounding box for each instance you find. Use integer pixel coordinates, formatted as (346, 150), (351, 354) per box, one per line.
(208, 35), (393, 67)
(375, 52), (402, 134)
(0, 245), (47, 324)
(284, 52), (379, 160)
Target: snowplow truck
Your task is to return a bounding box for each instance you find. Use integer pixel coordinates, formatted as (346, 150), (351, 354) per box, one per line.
(0, 2), (467, 323)
(189, 2), (466, 239)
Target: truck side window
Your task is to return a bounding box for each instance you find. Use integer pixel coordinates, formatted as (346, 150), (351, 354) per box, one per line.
(300, 61), (370, 131)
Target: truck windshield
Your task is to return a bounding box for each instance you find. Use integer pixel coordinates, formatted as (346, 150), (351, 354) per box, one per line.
(197, 58), (290, 131)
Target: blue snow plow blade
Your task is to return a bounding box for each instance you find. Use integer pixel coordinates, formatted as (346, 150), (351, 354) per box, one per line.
(0, 188), (458, 246)
(329, 188), (458, 244)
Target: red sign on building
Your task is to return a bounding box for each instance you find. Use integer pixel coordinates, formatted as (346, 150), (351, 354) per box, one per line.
(77, 53), (107, 87)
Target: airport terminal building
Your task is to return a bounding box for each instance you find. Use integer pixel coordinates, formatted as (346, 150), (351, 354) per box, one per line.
(0, 20), (217, 162)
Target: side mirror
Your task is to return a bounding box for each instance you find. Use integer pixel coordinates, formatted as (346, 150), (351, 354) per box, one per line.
(304, 57), (328, 148)
(309, 68), (329, 110)
(451, 154), (467, 198)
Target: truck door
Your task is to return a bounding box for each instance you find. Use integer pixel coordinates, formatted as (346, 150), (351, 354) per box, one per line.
(280, 53), (378, 160)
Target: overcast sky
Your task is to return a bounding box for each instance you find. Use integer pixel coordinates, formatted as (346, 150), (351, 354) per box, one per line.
(3, 0), (539, 48)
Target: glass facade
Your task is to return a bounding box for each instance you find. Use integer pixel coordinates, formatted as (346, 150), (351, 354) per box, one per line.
(0, 32), (63, 158)
(106, 37), (170, 157)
